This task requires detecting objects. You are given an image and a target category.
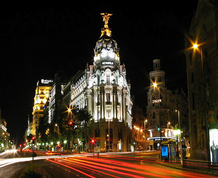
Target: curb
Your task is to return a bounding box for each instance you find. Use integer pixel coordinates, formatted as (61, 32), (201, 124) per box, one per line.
(156, 160), (218, 176)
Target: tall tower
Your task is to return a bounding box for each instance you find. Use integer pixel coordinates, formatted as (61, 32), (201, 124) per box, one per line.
(147, 59), (173, 150)
(32, 79), (53, 135)
(185, 0), (218, 161)
(149, 59), (165, 88)
(147, 59), (166, 132)
(147, 59), (188, 150)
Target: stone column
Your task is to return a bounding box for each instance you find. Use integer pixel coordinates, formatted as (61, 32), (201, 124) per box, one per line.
(92, 87), (96, 121)
(113, 86), (117, 119)
(100, 86), (105, 119)
(119, 89), (123, 120)
(87, 89), (92, 115)
(122, 89), (127, 121)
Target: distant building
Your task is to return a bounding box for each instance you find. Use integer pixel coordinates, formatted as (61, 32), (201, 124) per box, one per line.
(48, 73), (67, 124)
(146, 59), (188, 150)
(0, 109), (10, 149)
(185, 0), (218, 161)
(32, 79), (53, 135)
(69, 13), (133, 152)
(132, 107), (148, 150)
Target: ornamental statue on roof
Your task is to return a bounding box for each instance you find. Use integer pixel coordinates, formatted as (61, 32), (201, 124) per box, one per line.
(100, 13), (112, 37)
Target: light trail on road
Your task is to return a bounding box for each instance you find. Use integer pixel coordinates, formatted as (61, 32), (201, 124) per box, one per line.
(1, 151), (217, 177)
(47, 157), (217, 178)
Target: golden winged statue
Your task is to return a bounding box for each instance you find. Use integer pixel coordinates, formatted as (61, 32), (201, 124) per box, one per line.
(100, 13), (113, 29)
(100, 13), (113, 37)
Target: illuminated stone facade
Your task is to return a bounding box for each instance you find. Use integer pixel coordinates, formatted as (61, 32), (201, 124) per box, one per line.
(69, 14), (133, 152)
(132, 107), (148, 150)
(32, 79), (53, 135)
(185, 0), (218, 161)
(147, 59), (188, 149)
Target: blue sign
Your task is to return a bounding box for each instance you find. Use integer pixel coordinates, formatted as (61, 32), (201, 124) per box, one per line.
(161, 145), (168, 157)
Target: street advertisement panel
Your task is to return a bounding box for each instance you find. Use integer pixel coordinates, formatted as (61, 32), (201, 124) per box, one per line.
(209, 129), (218, 162)
(161, 145), (168, 157)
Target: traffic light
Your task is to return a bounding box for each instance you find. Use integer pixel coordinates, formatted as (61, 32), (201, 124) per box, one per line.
(31, 136), (35, 144)
(157, 125), (160, 131)
(90, 138), (96, 145)
(68, 120), (73, 126)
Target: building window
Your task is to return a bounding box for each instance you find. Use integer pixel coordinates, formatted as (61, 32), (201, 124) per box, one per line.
(106, 93), (110, 103)
(106, 75), (110, 84)
(118, 129), (122, 140)
(97, 75), (100, 85)
(152, 112), (155, 118)
(158, 76), (161, 83)
(95, 129), (100, 137)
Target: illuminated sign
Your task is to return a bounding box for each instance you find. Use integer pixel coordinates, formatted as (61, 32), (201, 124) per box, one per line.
(152, 99), (162, 103)
(161, 145), (168, 157)
(102, 61), (114, 65)
(209, 129), (218, 162)
(0, 124), (7, 132)
(41, 79), (53, 84)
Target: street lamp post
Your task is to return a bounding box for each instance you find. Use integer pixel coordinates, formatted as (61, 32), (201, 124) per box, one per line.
(144, 119), (148, 150)
(175, 109), (183, 165)
(178, 110), (183, 165)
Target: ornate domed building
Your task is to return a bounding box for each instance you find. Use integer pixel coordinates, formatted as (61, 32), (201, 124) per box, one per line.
(69, 13), (133, 152)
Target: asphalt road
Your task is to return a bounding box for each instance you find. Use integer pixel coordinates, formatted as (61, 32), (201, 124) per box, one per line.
(0, 151), (217, 178)
(43, 155), (218, 178)
(0, 161), (28, 178)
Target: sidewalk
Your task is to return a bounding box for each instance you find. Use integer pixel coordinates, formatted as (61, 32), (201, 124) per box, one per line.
(156, 159), (218, 176)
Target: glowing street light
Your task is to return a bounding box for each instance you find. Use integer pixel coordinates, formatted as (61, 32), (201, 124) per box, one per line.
(153, 82), (157, 88)
(193, 43), (199, 49)
(173, 129), (181, 135)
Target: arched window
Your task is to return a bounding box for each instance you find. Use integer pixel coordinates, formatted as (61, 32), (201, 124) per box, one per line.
(95, 129), (100, 137)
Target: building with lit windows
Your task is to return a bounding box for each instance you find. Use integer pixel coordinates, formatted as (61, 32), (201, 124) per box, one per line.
(48, 73), (67, 124)
(146, 59), (188, 150)
(0, 109), (10, 150)
(32, 79), (53, 135)
(69, 13), (133, 152)
(185, 0), (218, 161)
(132, 107), (148, 150)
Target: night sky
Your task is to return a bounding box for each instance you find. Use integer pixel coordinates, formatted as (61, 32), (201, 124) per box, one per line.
(0, 1), (198, 144)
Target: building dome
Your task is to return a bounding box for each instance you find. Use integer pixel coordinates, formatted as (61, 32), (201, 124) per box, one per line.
(94, 34), (119, 57)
